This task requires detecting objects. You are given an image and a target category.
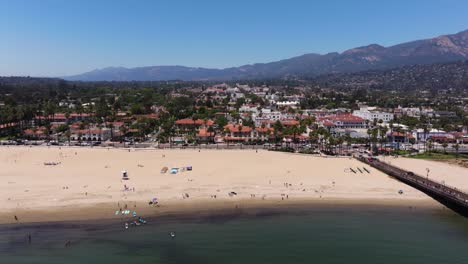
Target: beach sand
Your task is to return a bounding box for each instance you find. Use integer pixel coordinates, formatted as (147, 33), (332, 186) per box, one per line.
(381, 156), (468, 192)
(0, 147), (453, 224)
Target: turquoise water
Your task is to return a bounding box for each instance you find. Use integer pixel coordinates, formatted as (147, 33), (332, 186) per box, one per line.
(1, 207), (468, 264)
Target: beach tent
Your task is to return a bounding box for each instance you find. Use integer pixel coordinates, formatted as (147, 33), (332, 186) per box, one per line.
(161, 166), (168, 173)
(186, 166), (192, 171)
(170, 168), (179, 174)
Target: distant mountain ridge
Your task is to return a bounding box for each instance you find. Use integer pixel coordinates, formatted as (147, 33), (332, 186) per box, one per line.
(65, 29), (468, 81)
(309, 60), (468, 91)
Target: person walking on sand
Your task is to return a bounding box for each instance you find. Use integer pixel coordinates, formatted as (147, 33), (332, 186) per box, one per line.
(14, 215), (18, 222)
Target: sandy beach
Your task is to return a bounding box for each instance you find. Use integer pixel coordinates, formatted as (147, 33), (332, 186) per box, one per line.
(1, 147), (459, 224)
(381, 156), (468, 192)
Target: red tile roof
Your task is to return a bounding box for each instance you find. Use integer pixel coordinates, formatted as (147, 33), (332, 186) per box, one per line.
(255, 127), (274, 133)
(175, 119), (214, 126)
(224, 124), (252, 133)
(319, 114), (365, 123)
(197, 128), (215, 137)
(23, 128), (46, 135)
(281, 120), (300, 126)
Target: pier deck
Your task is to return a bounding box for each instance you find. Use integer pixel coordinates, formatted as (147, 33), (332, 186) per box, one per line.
(357, 156), (468, 217)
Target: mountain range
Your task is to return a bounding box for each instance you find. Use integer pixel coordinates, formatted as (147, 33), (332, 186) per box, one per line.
(65, 29), (468, 81)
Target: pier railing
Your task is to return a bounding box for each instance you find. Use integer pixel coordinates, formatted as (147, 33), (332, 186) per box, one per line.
(356, 156), (468, 209)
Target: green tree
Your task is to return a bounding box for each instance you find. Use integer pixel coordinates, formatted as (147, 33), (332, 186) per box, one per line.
(442, 142), (448, 154)
(215, 115), (228, 128)
(273, 120), (283, 143)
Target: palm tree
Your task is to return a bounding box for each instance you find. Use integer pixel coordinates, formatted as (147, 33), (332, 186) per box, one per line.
(224, 127), (231, 147)
(379, 126), (389, 151)
(422, 124), (429, 153)
(120, 124), (128, 140)
(44, 101), (56, 124)
(107, 123), (115, 141)
(207, 125), (215, 144)
(367, 128), (372, 146)
(454, 143), (460, 158)
(335, 136), (344, 155)
(426, 139), (433, 154)
(371, 128), (379, 154)
(76, 104), (84, 120)
(273, 121), (283, 144)
(65, 110), (71, 124)
(65, 130), (71, 145)
(389, 121), (394, 144)
(345, 135), (352, 154)
(309, 131), (318, 144)
(442, 142), (448, 154)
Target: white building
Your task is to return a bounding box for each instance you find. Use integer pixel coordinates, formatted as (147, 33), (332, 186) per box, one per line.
(276, 101), (300, 107)
(353, 106), (394, 123)
(70, 128), (112, 141)
(239, 104), (259, 114)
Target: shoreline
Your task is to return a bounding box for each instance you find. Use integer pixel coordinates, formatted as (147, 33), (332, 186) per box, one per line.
(0, 197), (442, 225)
(2, 146), (464, 225)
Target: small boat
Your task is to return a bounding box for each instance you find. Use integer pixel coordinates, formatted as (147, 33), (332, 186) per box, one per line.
(363, 167), (370, 173)
(357, 167), (363, 173)
(350, 168), (357, 174)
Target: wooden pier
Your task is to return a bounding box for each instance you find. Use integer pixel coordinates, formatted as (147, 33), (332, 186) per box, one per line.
(357, 156), (468, 217)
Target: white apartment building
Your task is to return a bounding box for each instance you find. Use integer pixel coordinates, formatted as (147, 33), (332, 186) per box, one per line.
(70, 128), (112, 141)
(239, 104), (259, 114)
(276, 101), (300, 107)
(353, 107), (394, 123)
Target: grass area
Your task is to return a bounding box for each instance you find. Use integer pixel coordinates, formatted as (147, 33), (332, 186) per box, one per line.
(392, 150), (412, 156)
(410, 152), (468, 160)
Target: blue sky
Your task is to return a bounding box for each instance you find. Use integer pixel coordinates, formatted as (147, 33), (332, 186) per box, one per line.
(1, 0), (467, 77)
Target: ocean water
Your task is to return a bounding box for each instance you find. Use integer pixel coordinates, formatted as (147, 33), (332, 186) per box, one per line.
(1, 206), (468, 264)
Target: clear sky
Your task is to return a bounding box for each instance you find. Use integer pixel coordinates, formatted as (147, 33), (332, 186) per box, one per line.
(1, 0), (468, 77)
